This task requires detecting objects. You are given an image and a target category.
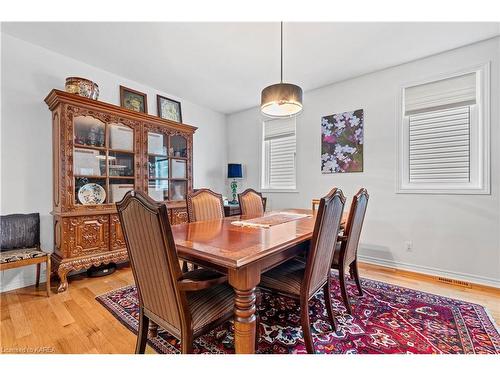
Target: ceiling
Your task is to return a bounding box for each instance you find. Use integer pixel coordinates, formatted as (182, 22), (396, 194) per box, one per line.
(2, 22), (499, 114)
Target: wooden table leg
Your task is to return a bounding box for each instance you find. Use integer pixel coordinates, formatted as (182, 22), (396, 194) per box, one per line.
(228, 267), (260, 354)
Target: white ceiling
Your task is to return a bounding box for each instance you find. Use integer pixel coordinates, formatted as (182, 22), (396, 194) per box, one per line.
(3, 22), (499, 114)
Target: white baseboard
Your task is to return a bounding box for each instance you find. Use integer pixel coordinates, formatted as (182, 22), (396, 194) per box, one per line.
(358, 254), (500, 289)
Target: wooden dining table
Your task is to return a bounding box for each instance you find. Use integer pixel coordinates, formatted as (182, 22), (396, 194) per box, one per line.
(171, 208), (347, 354)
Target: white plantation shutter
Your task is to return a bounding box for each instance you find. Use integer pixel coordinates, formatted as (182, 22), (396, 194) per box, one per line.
(409, 106), (470, 183)
(262, 118), (296, 190)
(398, 64), (490, 194)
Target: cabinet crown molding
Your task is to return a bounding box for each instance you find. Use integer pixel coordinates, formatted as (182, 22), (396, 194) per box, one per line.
(44, 89), (197, 134)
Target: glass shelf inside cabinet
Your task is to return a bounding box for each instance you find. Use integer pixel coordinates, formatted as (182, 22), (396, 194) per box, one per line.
(74, 116), (105, 148)
(148, 179), (169, 202)
(170, 180), (187, 201)
(109, 123), (133, 152)
(171, 135), (187, 158)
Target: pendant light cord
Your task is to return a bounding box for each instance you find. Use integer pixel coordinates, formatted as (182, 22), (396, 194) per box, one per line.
(280, 21), (283, 83)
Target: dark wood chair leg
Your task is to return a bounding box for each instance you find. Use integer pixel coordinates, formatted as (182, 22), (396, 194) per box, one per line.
(182, 261), (189, 273)
(46, 256), (51, 297)
(351, 260), (363, 296)
(136, 308), (150, 354)
(181, 331), (194, 354)
(339, 266), (352, 315)
(35, 263), (41, 287)
(148, 321), (158, 338)
(323, 281), (337, 332)
(300, 298), (315, 354)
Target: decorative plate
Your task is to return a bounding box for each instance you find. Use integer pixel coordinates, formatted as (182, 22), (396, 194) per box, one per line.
(78, 183), (106, 205)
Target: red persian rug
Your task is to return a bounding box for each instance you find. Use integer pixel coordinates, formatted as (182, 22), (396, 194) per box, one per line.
(96, 273), (500, 354)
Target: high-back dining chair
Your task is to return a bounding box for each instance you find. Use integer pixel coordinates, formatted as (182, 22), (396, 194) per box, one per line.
(116, 191), (234, 354)
(331, 188), (369, 315)
(186, 188), (225, 223)
(259, 188), (346, 353)
(238, 188), (266, 216)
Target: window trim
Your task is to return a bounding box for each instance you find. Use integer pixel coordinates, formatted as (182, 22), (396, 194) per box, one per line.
(396, 63), (490, 195)
(260, 118), (298, 192)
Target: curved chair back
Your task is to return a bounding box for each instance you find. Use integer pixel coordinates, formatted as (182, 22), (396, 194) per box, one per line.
(116, 191), (186, 336)
(186, 188), (225, 222)
(341, 188), (369, 267)
(238, 188), (265, 216)
(303, 188), (346, 298)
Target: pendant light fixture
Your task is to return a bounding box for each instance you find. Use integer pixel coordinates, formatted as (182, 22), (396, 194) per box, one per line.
(261, 22), (303, 117)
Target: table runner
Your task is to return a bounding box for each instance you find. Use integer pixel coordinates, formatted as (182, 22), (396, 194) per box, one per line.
(231, 212), (312, 228)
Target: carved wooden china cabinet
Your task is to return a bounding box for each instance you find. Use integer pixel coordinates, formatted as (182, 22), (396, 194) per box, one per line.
(45, 89), (196, 292)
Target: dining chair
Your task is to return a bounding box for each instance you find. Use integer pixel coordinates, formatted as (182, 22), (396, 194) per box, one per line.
(311, 199), (320, 212)
(259, 188), (346, 353)
(116, 190), (235, 354)
(184, 188), (225, 271)
(238, 188), (266, 216)
(186, 188), (225, 223)
(331, 188), (369, 315)
(0, 213), (50, 297)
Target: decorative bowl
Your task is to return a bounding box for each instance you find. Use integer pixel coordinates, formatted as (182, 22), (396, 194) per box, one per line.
(65, 77), (99, 100)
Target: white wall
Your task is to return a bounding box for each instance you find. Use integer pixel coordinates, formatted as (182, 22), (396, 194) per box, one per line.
(227, 37), (500, 287)
(0, 33), (227, 291)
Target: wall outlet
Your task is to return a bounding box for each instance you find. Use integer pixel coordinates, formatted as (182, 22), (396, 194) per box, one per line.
(404, 240), (413, 252)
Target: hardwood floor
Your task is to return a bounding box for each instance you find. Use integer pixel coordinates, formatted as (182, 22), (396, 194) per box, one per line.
(1, 263), (499, 354)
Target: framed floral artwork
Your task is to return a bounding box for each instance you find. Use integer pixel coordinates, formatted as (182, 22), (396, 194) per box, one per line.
(120, 86), (147, 113)
(321, 109), (364, 173)
(157, 95), (182, 123)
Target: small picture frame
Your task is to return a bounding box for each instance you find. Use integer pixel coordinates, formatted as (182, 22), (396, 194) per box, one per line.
(120, 86), (147, 113)
(157, 95), (182, 123)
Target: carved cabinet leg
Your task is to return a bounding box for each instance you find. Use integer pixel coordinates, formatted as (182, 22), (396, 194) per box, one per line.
(57, 266), (70, 293)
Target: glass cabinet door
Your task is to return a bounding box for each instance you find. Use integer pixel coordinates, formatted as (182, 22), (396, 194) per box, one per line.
(145, 130), (190, 202)
(73, 116), (135, 206)
(147, 131), (169, 201)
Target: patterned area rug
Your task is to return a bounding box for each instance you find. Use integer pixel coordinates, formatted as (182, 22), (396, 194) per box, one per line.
(96, 273), (500, 354)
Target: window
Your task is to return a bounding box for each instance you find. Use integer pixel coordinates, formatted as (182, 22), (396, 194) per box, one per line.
(397, 64), (490, 194)
(261, 117), (297, 191)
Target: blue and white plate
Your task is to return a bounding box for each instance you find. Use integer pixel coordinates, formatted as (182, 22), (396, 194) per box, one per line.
(78, 183), (106, 205)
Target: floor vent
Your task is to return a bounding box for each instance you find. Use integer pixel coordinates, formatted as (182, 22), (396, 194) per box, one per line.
(437, 276), (472, 288)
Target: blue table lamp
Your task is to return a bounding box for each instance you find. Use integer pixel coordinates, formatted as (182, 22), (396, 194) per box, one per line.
(227, 163), (243, 204)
